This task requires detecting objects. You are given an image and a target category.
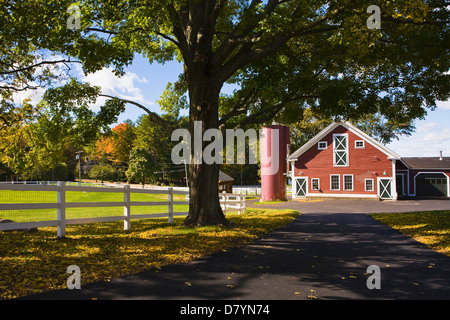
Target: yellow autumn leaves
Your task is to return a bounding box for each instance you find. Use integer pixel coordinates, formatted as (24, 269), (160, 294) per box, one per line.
(371, 210), (450, 257)
(0, 208), (299, 299)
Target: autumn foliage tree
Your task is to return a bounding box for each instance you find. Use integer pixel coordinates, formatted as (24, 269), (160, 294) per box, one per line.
(91, 120), (136, 164)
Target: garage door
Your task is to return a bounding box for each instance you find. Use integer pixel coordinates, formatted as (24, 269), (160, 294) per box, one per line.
(416, 173), (448, 197)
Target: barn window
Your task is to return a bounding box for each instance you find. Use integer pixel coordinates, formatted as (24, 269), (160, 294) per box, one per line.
(311, 178), (320, 190)
(333, 134), (348, 166)
(365, 179), (374, 191)
(331, 175), (340, 190)
(344, 175), (353, 191)
(318, 141), (327, 150)
(355, 140), (365, 149)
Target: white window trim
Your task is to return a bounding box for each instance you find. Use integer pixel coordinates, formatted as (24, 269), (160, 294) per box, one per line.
(311, 178), (320, 190)
(318, 141), (327, 150)
(355, 140), (365, 149)
(365, 179), (374, 192)
(343, 174), (354, 191)
(330, 174), (340, 191)
(333, 134), (348, 167)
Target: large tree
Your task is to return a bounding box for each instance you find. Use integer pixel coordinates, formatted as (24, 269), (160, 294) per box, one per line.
(2, 0), (449, 225)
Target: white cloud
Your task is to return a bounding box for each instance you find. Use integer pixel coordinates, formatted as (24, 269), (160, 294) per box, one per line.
(388, 121), (450, 157)
(436, 100), (450, 110)
(10, 54), (71, 106)
(83, 67), (154, 111)
(12, 87), (46, 106)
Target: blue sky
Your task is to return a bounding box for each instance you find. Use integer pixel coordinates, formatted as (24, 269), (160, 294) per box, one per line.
(15, 53), (450, 158)
(386, 101), (450, 157)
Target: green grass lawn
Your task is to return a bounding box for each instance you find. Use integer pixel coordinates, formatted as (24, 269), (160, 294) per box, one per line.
(371, 210), (450, 257)
(0, 190), (189, 222)
(0, 208), (300, 299)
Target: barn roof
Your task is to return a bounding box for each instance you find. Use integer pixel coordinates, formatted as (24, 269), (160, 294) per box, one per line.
(219, 170), (234, 182)
(400, 157), (450, 169)
(288, 121), (401, 161)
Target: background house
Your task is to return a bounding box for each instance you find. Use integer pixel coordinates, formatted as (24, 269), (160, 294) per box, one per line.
(218, 170), (234, 193)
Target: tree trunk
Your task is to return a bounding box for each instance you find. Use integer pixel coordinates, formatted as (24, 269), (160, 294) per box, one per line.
(183, 69), (229, 226)
(184, 161), (228, 226)
(175, 0), (229, 226)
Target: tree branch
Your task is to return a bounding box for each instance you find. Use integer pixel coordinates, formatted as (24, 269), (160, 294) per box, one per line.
(236, 98), (293, 128)
(382, 16), (450, 25)
(236, 94), (319, 128)
(217, 14), (341, 84)
(211, 0), (280, 68)
(0, 84), (38, 92)
(86, 26), (181, 48)
(0, 59), (81, 75)
(99, 94), (174, 132)
(212, 0), (228, 21)
(218, 86), (259, 126)
(85, 27), (118, 35)
(167, 1), (189, 60)
(155, 31), (181, 47)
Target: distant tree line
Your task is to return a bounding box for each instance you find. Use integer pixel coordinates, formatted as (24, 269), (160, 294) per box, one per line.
(0, 101), (413, 186)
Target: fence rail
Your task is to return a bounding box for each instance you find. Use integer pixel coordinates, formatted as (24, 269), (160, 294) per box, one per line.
(0, 182), (246, 237)
(0, 180), (264, 196)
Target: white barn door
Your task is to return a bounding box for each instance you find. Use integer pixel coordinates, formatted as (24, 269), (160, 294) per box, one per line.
(294, 177), (307, 198)
(378, 178), (394, 199)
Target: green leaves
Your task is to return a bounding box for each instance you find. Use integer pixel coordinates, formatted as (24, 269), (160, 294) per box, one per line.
(125, 147), (158, 184)
(88, 164), (118, 183)
(157, 80), (188, 117)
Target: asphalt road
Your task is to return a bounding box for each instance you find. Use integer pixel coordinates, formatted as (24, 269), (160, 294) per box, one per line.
(21, 199), (450, 300)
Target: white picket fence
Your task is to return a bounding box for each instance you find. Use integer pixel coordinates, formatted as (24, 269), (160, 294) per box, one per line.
(232, 186), (261, 196)
(0, 182), (246, 237)
(0, 180), (262, 196)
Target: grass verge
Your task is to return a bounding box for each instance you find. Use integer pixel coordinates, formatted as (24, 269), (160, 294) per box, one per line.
(0, 208), (299, 299)
(370, 210), (450, 257)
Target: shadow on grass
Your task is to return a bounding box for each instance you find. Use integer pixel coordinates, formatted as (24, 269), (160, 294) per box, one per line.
(0, 208), (299, 299)
(370, 210), (450, 257)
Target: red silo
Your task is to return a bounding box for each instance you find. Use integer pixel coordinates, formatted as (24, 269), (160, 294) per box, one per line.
(260, 125), (290, 201)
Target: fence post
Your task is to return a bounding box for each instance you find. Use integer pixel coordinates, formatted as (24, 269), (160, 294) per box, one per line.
(168, 187), (174, 223)
(240, 194), (245, 214)
(222, 191), (227, 213)
(57, 181), (66, 238)
(123, 185), (131, 231)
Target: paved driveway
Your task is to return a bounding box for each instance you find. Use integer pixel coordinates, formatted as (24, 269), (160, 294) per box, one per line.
(249, 197), (450, 214)
(23, 199), (450, 300)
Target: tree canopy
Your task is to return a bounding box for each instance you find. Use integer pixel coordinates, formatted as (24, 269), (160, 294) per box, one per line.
(1, 0), (449, 225)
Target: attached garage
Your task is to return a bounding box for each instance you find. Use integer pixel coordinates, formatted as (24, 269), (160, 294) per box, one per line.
(399, 157), (450, 198)
(415, 173), (448, 197)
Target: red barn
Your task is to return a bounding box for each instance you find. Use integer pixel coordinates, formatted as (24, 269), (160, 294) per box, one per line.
(288, 122), (401, 200)
(288, 121), (450, 200)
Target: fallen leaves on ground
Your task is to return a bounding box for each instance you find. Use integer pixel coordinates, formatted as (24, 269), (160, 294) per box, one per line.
(0, 208), (299, 299)
(370, 210), (450, 257)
